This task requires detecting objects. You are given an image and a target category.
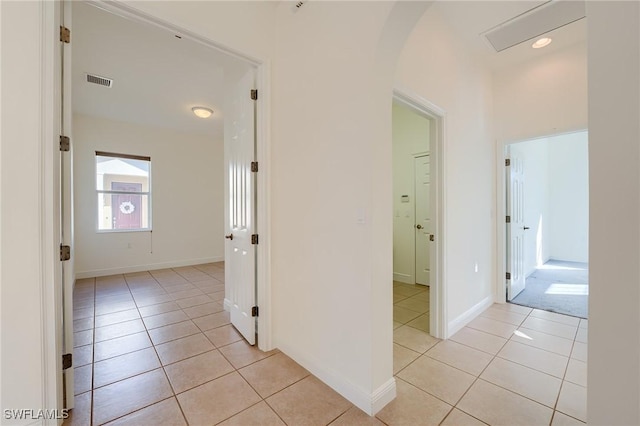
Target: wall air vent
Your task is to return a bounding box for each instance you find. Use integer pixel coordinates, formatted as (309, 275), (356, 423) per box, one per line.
(481, 0), (585, 52)
(86, 73), (113, 88)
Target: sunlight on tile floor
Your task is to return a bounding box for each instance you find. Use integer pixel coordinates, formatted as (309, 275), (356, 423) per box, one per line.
(65, 268), (586, 425)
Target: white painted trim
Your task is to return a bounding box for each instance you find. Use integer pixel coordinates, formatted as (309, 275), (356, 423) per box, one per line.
(371, 378), (397, 415)
(393, 272), (412, 283)
(495, 143), (509, 304)
(277, 341), (394, 416)
(223, 298), (231, 312)
(255, 60), (273, 351)
(495, 128), (589, 305)
(75, 256), (223, 279)
(393, 88), (448, 339)
(448, 295), (494, 337)
(40, 0), (64, 423)
(86, 1), (261, 66)
(89, 0), (273, 352)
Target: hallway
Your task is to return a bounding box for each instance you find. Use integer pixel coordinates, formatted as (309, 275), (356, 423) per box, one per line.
(66, 265), (586, 425)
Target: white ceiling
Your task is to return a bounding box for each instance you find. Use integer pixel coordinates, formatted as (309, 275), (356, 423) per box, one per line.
(72, 1), (587, 137)
(433, 1), (587, 70)
(72, 2), (250, 139)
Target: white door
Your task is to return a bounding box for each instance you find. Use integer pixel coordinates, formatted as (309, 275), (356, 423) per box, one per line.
(61, 0), (75, 407)
(225, 69), (257, 345)
(507, 155), (526, 299)
(415, 155), (431, 285)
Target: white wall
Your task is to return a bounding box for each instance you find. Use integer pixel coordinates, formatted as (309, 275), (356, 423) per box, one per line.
(509, 138), (550, 276)
(1, 0), (62, 419)
(395, 4), (496, 327)
(509, 131), (589, 272)
(392, 102), (430, 284)
(587, 2), (640, 424)
(270, 2), (399, 412)
(7, 1), (639, 423)
(548, 132), (588, 263)
(494, 42), (587, 144)
(73, 114), (223, 278)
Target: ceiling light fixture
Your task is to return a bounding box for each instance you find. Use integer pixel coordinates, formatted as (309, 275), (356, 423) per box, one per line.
(532, 37), (552, 49)
(192, 106), (213, 118)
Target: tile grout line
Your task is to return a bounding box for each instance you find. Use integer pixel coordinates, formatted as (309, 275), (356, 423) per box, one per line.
(123, 272), (190, 426)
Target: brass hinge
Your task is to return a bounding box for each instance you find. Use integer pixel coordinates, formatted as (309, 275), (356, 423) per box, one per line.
(60, 245), (71, 261)
(62, 353), (72, 370)
(251, 161), (258, 173)
(506, 215), (511, 223)
(250, 89), (258, 100)
(505, 159), (511, 166)
(251, 306), (259, 317)
(251, 234), (259, 245)
(60, 135), (70, 152)
(429, 234), (435, 242)
(506, 272), (511, 280)
(60, 26), (71, 43)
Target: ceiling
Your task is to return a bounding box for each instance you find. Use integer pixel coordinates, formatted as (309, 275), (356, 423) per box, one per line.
(433, 0), (587, 70)
(72, 2), (250, 139)
(72, 1), (587, 137)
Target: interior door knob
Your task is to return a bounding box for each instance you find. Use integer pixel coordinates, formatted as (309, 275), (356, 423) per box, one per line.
(225, 234), (234, 240)
(416, 224), (423, 230)
(523, 226), (530, 230)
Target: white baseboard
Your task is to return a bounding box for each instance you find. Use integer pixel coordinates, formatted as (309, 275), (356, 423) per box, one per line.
(371, 378), (397, 414)
(223, 298), (231, 312)
(75, 256), (223, 279)
(276, 342), (396, 416)
(393, 272), (413, 284)
(448, 295), (494, 337)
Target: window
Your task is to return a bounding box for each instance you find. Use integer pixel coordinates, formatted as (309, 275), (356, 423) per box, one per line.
(96, 151), (151, 232)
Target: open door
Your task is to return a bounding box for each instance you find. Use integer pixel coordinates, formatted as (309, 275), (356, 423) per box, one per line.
(415, 155), (431, 285)
(61, 0), (75, 408)
(506, 155), (526, 299)
(225, 69), (257, 345)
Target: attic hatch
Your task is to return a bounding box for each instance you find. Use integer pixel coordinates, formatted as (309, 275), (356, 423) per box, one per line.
(86, 73), (113, 88)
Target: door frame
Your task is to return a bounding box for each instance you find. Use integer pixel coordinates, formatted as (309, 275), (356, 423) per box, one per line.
(393, 88), (447, 339)
(71, 0), (272, 351)
(496, 130), (589, 304)
(41, 0), (274, 414)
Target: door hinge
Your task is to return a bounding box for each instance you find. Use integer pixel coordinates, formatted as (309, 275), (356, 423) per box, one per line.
(250, 89), (258, 100)
(251, 161), (259, 172)
(62, 353), (72, 370)
(505, 158), (511, 166)
(60, 26), (71, 43)
(251, 234), (259, 245)
(506, 272), (511, 280)
(429, 234), (435, 242)
(506, 215), (511, 223)
(251, 306), (259, 317)
(60, 245), (71, 261)
(60, 135), (70, 152)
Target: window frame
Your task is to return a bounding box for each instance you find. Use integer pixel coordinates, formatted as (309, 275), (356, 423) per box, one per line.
(95, 151), (152, 233)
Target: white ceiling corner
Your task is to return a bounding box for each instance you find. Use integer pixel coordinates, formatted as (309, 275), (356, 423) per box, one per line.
(72, 1), (250, 139)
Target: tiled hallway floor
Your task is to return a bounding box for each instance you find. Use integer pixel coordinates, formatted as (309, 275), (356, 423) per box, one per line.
(66, 266), (587, 425)
(391, 282), (587, 425)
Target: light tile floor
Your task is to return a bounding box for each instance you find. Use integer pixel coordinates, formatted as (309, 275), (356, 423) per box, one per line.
(65, 268), (586, 425)
(391, 282), (587, 425)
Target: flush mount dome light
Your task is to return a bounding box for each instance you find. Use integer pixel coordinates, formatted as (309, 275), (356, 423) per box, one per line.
(192, 106), (213, 118)
(532, 37), (552, 49)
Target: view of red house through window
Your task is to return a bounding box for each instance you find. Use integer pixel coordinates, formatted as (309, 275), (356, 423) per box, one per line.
(96, 152), (151, 231)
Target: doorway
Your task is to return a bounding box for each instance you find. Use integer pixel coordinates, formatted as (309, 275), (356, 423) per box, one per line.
(504, 131), (589, 318)
(62, 0), (270, 409)
(391, 90), (445, 339)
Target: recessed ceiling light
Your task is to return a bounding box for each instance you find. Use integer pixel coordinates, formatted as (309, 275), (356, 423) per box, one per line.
(532, 37), (552, 49)
(192, 106), (213, 118)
